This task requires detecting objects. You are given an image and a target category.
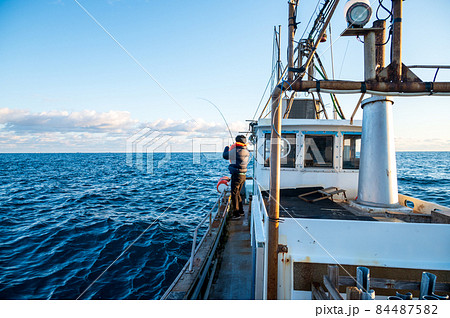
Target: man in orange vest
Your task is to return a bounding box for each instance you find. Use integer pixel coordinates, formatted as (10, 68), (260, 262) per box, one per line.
(223, 135), (250, 219)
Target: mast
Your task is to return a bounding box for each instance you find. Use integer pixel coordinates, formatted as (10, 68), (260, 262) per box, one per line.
(374, 19), (386, 72)
(287, 1), (296, 82)
(391, 0), (402, 81)
(267, 0), (298, 300)
(277, 25), (282, 82)
(267, 85), (282, 300)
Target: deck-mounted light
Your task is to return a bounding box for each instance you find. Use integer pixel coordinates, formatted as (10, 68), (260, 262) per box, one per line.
(344, 0), (372, 27)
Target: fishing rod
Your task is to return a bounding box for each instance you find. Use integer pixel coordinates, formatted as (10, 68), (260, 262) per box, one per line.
(198, 98), (234, 140)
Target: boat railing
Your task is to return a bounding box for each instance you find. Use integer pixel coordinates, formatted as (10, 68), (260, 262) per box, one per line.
(251, 184), (268, 299)
(251, 184), (267, 246)
(162, 191), (229, 299)
(398, 193), (450, 214)
(188, 192), (225, 272)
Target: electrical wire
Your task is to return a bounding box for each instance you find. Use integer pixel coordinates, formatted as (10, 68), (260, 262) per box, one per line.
(376, 0), (393, 21)
(376, 24), (393, 46)
(374, 0), (393, 47)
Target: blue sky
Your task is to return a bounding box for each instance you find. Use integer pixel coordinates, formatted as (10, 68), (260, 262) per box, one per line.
(0, 0), (449, 152)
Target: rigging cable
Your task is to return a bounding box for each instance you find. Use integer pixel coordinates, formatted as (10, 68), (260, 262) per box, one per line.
(329, 23), (335, 80)
(338, 40), (350, 78)
(271, 80), (293, 137)
(328, 23), (336, 119)
(253, 65), (277, 120)
(299, 0), (322, 40)
(259, 66), (288, 119)
(313, 65), (344, 119)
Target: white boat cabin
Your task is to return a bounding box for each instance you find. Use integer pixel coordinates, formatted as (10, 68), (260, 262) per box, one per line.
(253, 117), (362, 199)
(249, 99), (450, 300)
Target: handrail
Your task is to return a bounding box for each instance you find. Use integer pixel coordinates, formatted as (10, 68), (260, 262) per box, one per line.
(252, 184), (267, 245)
(258, 185), (268, 221)
(188, 193), (223, 272)
(407, 65), (450, 69)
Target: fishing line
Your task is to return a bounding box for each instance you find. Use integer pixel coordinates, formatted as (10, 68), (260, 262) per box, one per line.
(72, 0), (198, 125)
(198, 98), (234, 140)
(338, 40), (350, 78)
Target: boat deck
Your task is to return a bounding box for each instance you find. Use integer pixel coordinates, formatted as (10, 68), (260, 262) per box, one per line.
(208, 206), (253, 300)
(262, 188), (375, 221)
(263, 188), (444, 223)
(279, 195), (375, 221)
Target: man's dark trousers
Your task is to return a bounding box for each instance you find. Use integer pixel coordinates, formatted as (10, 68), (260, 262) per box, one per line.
(231, 173), (246, 217)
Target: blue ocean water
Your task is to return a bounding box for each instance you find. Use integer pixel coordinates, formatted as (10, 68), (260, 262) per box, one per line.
(396, 152), (450, 206)
(0, 152), (448, 300)
(0, 153), (229, 300)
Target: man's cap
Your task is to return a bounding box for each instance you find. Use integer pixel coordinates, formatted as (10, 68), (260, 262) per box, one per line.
(235, 135), (247, 144)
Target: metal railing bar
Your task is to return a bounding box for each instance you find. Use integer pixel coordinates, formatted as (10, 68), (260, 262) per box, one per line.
(188, 193), (224, 272)
(252, 185), (268, 245)
(407, 65), (450, 69)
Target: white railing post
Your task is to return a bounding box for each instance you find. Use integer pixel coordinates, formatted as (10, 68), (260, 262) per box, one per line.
(187, 195), (222, 273)
(188, 229), (198, 272)
(209, 212), (212, 235)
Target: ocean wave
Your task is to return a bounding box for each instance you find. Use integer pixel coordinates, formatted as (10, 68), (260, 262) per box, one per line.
(0, 153), (226, 299)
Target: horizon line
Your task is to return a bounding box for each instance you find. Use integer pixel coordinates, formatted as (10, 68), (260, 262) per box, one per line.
(1, 150), (449, 154)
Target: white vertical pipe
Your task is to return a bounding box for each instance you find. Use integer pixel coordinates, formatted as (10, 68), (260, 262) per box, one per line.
(357, 96), (399, 207)
(364, 32), (376, 81)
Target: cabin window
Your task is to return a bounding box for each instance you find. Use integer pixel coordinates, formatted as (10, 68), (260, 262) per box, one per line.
(343, 134), (361, 169)
(264, 133), (296, 168)
(304, 135), (334, 168)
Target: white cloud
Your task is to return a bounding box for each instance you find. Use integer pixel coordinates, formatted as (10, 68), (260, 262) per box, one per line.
(395, 137), (450, 152)
(1, 107), (447, 152)
(0, 108), (138, 133)
(0, 107), (248, 152)
(144, 118), (246, 137)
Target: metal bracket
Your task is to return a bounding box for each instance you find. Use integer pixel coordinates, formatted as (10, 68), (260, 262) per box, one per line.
(277, 244), (288, 253)
(377, 63), (423, 83)
(288, 66), (305, 74)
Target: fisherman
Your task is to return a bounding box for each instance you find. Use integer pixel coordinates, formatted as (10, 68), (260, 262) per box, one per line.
(223, 135), (250, 220)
